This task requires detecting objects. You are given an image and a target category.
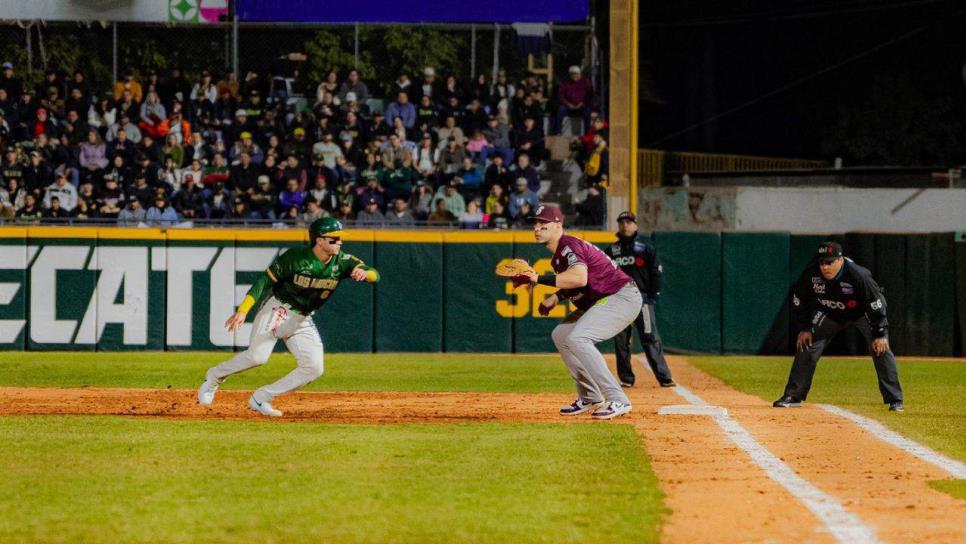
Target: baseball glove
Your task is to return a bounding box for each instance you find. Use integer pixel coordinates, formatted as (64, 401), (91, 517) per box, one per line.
(495, 258), (535, 289)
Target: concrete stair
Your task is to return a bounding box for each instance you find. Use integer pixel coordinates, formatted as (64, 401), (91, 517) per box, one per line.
(537, 158), (584, 222)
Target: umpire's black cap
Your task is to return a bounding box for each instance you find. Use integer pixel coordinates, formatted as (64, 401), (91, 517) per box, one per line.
(817, 241), (843, 263)
(617, 211), (636, 223)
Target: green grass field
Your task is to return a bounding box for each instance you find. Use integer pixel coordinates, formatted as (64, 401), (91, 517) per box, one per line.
(688, 356), (966, 499)
(0, 352), (663, 543)
(0, 352), (574, 393)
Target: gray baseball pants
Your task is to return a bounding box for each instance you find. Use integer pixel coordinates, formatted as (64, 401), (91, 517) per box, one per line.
(552, 283), (642, 405)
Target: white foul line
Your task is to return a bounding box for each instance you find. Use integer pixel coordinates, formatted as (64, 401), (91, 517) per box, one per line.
(818, 404), (966, 479)
(636, 357), (880, 544)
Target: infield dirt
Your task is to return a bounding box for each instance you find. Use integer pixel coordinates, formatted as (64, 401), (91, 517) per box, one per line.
(1, 355), (963, 544)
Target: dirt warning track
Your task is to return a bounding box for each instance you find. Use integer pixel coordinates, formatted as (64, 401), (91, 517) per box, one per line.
(1, 356), (963, 544)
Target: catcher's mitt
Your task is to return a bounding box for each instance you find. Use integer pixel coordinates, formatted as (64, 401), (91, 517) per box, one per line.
(495, 258), (535, 289)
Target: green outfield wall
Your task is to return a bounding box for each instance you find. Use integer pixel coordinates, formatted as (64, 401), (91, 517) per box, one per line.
(0, 227), (963, 355)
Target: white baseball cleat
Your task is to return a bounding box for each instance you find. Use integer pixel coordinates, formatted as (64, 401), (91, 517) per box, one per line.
(559, 399), (604, 416)
(248, 396), (283, 417)
(592, 401), (633, 420)
(197, 378), (219, 406)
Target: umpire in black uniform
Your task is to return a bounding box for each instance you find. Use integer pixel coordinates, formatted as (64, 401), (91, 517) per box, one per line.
(774, 241), (904, 411)
(604, 211), (675, 387)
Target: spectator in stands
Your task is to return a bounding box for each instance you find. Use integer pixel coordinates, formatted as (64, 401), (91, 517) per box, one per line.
(23, 151), (52, 194)
(482, 115), (513, 163)
(107, 112), (141, 143)
(117, 196), (146, 226)
(413, 133), (439, 184)
(465, 129), (488, 162)
(231, 196), (252, 221)
(114, 71), (143, 103)
(440, 75), (461, 104)
(463, 98), (488, 135)
(249, 175), (277, 220)
(438, 138), (466, 181)
(555, 65), (592, 135)
(459, 200), (484, 229)
(452, 157), (482, 200)
(0, 62), (22, 100)
(206, 181), (231, 220)
(160, 108), (191, 145)
(42, 195), (69, 221)
(485, 183), (508, 215)
(514, 116), (545, 164)
(583, 131), (609, 188)
(278, 177), (306, 214)
(487, 200), (509, 229)
(304, 174), (334, 214)
(78, 130), (108, 185)
(128, 173), (153, 207)
(490, 70), (514, 112)
(436, 115), (465, 149)
(338, 69), (369, 104)
(415, 67), (439, 104)
(381, 133), (412, 169)
(172, 175), (206, 217)
(229, 151), (258, 199)
(313, 132), (343, 169)
(191, 70), (218, 105)
(433, 180), (466, 218)
(416, 95), (439, 131)
(507, 177), (539, 219)
(575, 183), (605, 226)
(385, 91), (416, 129)
(73, 181), (97, 220)
(385, 197), (415, 225)
(297, 199), (326, 225)
(43, 173), (77, 213)
(216, 70), (239, 100)
(369, 111), (392, 140)
(87, 97), (116, 137)
(16, 193), (42, 224)
(97, 177), (124, 219)
(139, 91), (166, 140)
(512, 153), (541, 194)
(512, 201), (536, 228)
(427, 197), (455, 225)
(410, 183), (433, 221)
(316, 70), (339, 105)
(335, 198), (355, 222)
(356, 197), (385, 226)
(392, 72), (412, 97)
(483, 154), (511, 194)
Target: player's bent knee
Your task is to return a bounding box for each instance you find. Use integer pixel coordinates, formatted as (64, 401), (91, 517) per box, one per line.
(304, 360), (324, 379)
(551, 325), (571, 347)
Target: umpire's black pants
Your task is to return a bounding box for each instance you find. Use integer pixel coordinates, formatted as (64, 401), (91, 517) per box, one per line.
(614, 303), (674, 385)
(782, 315), (903, 404)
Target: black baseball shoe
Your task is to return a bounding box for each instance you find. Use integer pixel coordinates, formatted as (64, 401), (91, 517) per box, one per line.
(888, 401), (904, 412)
(772, 396), (802, 408)
(619, 381), (634, 388)
(659, 380), (677, 388)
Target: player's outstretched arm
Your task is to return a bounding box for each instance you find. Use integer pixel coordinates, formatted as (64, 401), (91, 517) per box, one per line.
(350, 265), (380, 283)
(225, 271), (274, 331)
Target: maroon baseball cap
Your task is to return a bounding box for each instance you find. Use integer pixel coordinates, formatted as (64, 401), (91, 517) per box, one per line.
(527, 205), (564, 224)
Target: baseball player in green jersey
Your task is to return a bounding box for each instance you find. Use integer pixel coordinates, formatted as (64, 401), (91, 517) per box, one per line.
(198, 218), (379, 417)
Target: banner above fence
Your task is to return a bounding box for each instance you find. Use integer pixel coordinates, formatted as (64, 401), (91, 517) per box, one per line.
(0, 0), (229, 24)
(236, 0), (589, 23)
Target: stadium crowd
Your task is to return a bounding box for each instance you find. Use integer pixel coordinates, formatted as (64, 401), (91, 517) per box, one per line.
(0, 61), (608, 228)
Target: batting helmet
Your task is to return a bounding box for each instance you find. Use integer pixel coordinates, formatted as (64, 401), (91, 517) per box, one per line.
(309, 217), (344, 245)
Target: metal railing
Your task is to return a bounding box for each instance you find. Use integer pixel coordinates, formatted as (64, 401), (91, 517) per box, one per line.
(637, 148), (829, 186)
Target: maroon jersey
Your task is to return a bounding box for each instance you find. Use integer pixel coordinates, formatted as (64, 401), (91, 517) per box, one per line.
(552, 234), (632, 310)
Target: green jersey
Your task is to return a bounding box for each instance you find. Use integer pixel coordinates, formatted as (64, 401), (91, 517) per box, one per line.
(244, 246), (377, 315)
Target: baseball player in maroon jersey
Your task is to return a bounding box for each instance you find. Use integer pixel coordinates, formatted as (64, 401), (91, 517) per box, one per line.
(515, 205), (642, 419)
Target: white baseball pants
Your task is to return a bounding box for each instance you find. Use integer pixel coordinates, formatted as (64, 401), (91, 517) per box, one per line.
(206, 296), (325, 403)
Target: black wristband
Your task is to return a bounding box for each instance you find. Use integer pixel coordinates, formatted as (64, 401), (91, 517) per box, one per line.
(536, 275), (556, 287)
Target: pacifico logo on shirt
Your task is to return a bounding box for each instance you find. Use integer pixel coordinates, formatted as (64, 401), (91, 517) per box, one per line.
(818, 298), (845, 310)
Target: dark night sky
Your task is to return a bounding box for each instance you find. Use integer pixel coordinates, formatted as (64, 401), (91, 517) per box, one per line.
(637, 0), (966, 160)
